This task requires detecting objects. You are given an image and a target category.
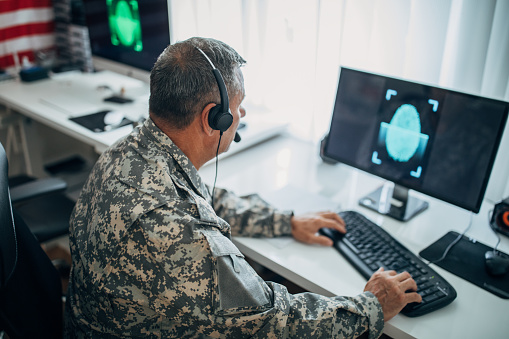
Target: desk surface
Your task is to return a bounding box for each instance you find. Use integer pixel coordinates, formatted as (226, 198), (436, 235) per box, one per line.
(0, 71), (145, 153)
(199, 134), (509, 339)
(0, 71), (286, 156)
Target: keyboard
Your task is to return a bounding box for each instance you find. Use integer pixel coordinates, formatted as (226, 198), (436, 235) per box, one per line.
(319, 210), (456, 317)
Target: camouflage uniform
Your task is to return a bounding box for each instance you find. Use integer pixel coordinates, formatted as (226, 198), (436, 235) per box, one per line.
(65, 118), (384, 338)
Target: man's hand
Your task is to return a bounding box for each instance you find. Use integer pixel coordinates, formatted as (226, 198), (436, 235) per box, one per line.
(364, 268), (422, 321)
(290, 211), (346, 246)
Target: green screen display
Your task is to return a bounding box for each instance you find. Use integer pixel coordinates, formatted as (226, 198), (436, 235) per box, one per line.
(106, 0), (143, 52)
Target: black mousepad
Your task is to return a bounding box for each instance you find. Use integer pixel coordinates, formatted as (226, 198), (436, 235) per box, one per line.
(70, 110), (133, 133)
(420, 231), (509, 299)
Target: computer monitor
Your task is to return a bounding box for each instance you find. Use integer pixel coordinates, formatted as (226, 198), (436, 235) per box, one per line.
(83, 0), (172, 82)
(323, 67), (509, 221)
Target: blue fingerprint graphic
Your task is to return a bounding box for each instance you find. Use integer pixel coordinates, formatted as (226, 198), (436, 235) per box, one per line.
(385, 104), (422, 162)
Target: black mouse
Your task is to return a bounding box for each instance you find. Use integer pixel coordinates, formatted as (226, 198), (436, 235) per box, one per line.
(318, 227), (345, 242)
(484, 250), (509, 276)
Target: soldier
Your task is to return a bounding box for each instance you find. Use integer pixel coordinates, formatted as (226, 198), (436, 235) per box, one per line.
(65, 37), (421, 338)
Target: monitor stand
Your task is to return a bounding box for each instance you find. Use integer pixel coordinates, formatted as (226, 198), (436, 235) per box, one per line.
(359, 182), (428, 221)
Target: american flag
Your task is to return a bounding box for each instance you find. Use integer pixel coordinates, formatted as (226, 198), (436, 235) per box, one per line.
(0, 0), (55, 70)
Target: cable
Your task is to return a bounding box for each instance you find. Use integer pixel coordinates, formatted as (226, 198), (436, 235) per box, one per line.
(427, 211), (474, 266)
(487, 208), (502, 254)
(211, 132), (222, 209)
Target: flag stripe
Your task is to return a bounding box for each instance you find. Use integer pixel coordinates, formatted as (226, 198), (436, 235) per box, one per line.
(0, 22), (54, 41)
(0, 8), (55, 30)
(0, 0), (53, 13)
(0, 33), (55, 68)
(0, 33), (55, 57)
(0, 49), (34, 69)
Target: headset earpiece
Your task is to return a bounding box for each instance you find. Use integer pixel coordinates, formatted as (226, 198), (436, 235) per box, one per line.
(208, 103), (233, 133)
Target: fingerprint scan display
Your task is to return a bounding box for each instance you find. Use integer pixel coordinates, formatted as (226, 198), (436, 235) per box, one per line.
(385, 104), (424, 162)
(372, 88), (433, 180)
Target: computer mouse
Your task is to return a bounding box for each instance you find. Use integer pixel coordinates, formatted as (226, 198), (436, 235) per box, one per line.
(318, 227), (345, 243)
(484, 250), (509, 276)
(103, 111), (125, 126)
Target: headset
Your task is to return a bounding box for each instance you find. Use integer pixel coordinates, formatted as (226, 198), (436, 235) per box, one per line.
(195, 47), (234, 134)
(195, 46), (241, 208)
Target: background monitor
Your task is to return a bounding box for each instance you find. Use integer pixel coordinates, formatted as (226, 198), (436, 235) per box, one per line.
(324, 67), (509, 221)
(83, 0), (172, 82)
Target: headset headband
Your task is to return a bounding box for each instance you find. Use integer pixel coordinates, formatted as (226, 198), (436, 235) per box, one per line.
(195, 47), (230, 123)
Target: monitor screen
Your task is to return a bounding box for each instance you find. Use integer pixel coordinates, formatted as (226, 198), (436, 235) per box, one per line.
(324, 67), (509, 216)
(83, 0), (171, 79)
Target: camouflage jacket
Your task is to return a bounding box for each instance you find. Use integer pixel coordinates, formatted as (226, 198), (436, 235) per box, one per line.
(65, 118), (384, 338)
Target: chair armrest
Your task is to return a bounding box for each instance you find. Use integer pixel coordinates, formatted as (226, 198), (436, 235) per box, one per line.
(10, 178), (67, 203)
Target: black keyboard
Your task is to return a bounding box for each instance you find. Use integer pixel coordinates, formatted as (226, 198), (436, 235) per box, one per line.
(319, 210), (456, 317)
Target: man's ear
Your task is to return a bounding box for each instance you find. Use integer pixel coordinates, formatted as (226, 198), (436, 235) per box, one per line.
(201, 103), (217, 136)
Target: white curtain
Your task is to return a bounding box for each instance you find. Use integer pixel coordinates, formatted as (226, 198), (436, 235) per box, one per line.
(169, 0), (509, 201)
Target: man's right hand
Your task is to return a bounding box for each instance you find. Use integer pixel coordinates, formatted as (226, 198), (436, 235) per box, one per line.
(364, 267), (422, 321)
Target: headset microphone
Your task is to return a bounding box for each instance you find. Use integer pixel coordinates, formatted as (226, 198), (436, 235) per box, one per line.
(234, 132), (241, 143)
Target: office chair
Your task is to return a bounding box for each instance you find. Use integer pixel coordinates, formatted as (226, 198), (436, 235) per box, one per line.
(0, 142), (63, 338)
(8, 173), (74, 243)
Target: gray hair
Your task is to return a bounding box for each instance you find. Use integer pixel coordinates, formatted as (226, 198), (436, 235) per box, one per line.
(149, 37), (246, 129)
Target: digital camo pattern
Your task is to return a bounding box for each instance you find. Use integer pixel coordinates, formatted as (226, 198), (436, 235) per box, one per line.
(64, 118), (384, 338)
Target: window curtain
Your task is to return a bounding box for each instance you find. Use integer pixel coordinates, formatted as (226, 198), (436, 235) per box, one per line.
(0, 0), (55, 70)
(169, 0), (509, 201)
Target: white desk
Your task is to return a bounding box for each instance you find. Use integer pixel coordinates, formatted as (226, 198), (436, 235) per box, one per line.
(0, 71), (145, 154)
(199, 134), (509, 339)
(0, 71), (286, 173)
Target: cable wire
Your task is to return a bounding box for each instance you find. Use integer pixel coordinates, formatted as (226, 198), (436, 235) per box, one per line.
(487, 208), (502, 254)
(427, 211), (474, 266)
(211, 132), (222, 209)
